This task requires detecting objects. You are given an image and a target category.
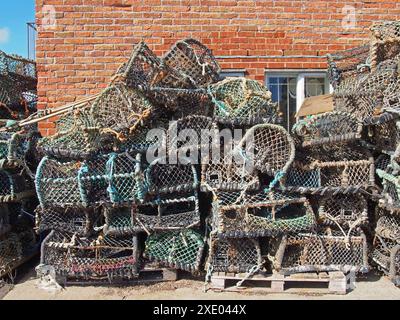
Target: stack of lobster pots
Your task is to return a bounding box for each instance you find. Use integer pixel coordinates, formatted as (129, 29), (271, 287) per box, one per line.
(34, 39), (222, 283)
(0, 51), (39, 279)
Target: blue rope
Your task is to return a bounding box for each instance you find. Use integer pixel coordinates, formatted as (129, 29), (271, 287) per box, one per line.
(264, 171), (285, 194)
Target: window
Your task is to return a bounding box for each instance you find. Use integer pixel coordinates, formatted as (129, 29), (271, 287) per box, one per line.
(266, 71), (332, 131)
(219, 69), (246, 80)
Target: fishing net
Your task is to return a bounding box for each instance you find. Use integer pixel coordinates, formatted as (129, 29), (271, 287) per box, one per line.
(0, 170), (34, 202)
(144, 157), (199, 195)
(237, 124), (295, 177)
(104, 192), (201, 236)
(209, 78), (279, 125)
(318, 193), (368, 228)
(160, 38), (221, 89)
(371, 234), (400, 286)
(327, 44), (371, 88)
(285, 145), (375, 194)
(41, 231), (139, 281)
(35, 207), (102, 237)
(270, 228), (369, 274)
(144, 229), (204, 273)
(292, 112), (363, 147)
(207, 236), (263, 273)
(370, 21), (400, 70)
(367, 114), (400, 154)
(212, 191), (316, 238)
(36, 153), (143, 208)
(375, 154), (392, 172)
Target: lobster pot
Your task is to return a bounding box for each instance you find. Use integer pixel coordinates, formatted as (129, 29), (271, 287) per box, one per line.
(271, 229), (369, 274)
(160, 38), (220, 89)
(35, 207), (102, 237)
(327, 45), (370, 88)
(207, 237), (263, 273)
(41, 231), (140, 281)
(371, 235), (400, 286)
(292, 111), (362, 148)
(144, 157), (199, 196)
(367, 113), (400, 155)
(377, 168), (400, 211)
(114, 41), (162, 90)
(144, 229), (204, 273)
(0, 233), (22, 277)
(36, 153), (141, 208)
(375, 208), (400, 241)
(90, 83), (154, 137)
(370, 21), (400, 71)
(0, 125), (38, 169)
(212, 191), (316, 238)
(375, 154), (392, 172)
(318, 193), (368, 227)
(104, 192), (201, 236)
(285, 146), (375, 194)
(37, 109), (107, 160)
(0, 170), (34, 203)
(209, 78), (279, 126)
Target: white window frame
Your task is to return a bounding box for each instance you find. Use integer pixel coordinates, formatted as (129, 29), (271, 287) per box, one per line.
(219, 69), (246, 80)
(265, 70), (333, 112)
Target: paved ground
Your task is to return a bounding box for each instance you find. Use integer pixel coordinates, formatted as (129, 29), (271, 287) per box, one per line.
(1, 259), (399, 300)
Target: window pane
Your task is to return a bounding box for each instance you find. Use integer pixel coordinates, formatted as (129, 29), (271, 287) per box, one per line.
(305, 77), (326, 97)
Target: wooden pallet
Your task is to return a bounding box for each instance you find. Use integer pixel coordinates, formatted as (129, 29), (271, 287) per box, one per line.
(210, 271), (356, 295)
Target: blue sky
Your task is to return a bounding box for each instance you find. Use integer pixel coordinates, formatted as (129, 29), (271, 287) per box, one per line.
(0, 0), (35, 57)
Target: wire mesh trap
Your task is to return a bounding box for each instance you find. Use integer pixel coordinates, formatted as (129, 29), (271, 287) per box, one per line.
(366, 114), (400, 155)
(211, 191), (316, 238)
(103, 191), (201, 236)
(292, 111), (363, 147)
(40, 230), (140, 281)
(0, 170), (35, 203)
(206, 236), (263, 273)
(371, 234), (400, 286)
(375, 208), (400, 241)
(35, 207), (102, 237)
(370, 21), (400, 71)
(144, 229), (204, 273)
(143, 157), (199, 196)
(327, 44), (371, 88)
(270, 228), (369, 275)
(284, 145), (375, 194)
(318, 193), (368, 228)
(209, 77), (279, 125)
(36, 153), (142, 208)
(161, 38), (221, 89)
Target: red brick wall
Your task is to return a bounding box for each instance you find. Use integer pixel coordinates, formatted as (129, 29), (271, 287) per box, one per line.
(35, 0), (400, 135)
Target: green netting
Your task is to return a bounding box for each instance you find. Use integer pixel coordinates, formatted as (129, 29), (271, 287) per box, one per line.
(145, 229), (204, 273)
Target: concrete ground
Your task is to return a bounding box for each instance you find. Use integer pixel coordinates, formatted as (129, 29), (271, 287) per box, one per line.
(1, 258), (399, 300)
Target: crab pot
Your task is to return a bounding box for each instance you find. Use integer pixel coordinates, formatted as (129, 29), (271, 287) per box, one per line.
(370, 21), (400, 71)
(285, 145), (375, 194)
(327, 45), (371, 88)
(144, 229), (204, 273)
(377, 168), (400, 212)
(209, 78), (279, 126)
(292, 111), (363, 148)
(0, 170), (34, 203)
(207, 236), (263, 273)
(318, 193), (368, 227)
(40, 231), (140, 281)
(160, 38), (221, 89)
(271, 228), (369, 275)
(35, 153), (142, 208)
(35, 207), (102, 237)
(212, 191), (316, 238)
